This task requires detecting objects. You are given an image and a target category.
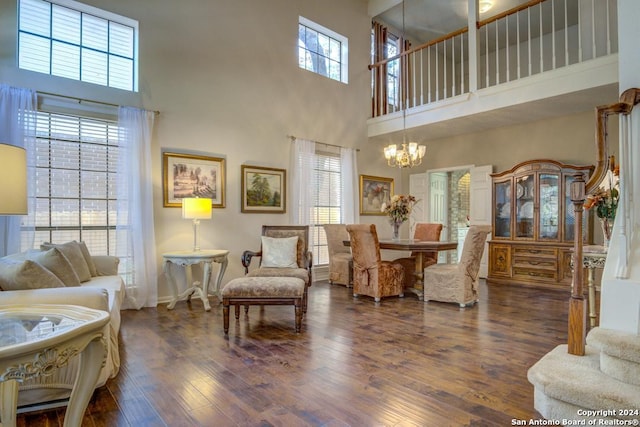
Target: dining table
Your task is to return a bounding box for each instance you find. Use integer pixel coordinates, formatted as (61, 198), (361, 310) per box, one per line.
(344, 239), (458, 300)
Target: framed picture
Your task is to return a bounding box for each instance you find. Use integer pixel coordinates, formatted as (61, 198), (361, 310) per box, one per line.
(241, 165), (286, 213)
(360, 174), (394, 215)
(163, 152), (226, 208)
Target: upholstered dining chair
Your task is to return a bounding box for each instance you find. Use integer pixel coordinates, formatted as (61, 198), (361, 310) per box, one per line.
(241, 225), (312, 311)
(423, 225), (491, 307)
(322, 224), (352, 287)
(393, 222), (443, 289)
(346, 224), (405, 303)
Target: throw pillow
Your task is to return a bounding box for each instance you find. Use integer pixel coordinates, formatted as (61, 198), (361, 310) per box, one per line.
(77, 241), (98, 277)
(40, 241), (92, 282)
(261, 236), (299, 268)
(0, 258), (65, 291)
(27, 248), (81, 287)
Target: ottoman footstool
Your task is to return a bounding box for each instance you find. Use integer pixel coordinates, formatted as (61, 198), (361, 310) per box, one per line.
(221, 277), (306, 334)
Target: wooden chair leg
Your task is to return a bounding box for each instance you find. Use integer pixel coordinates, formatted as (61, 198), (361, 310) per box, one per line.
(294, 301), (302, 333)
(223, 303), (230, 334)
(234, 304), (240, 319)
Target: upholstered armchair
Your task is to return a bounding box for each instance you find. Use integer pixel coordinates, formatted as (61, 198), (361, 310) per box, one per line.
(393, 222), (443, 289)
(346, 224), (405, 303)
(423, 225), (491, 307)
(322, 224), (352, 287)
(241, 225), (312, 310)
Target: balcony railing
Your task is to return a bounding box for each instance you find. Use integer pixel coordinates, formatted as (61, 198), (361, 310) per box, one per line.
(370, 0), (618, 118)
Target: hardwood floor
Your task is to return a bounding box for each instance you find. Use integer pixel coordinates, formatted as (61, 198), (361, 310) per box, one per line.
(16, 280), (571, 426)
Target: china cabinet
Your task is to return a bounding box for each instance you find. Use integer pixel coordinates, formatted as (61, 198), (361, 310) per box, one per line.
(487, 159), (593, 289)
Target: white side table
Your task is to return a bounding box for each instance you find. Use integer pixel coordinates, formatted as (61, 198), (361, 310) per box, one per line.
(163, 249), (229, 311)
(0, 304), (109, 427)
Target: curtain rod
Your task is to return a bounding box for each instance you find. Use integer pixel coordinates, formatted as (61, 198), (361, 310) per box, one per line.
(37, 91), (160, 115)
(288, 135), (359, 151)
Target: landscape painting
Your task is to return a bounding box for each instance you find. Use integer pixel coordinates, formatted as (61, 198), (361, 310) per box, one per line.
(163, 152), (226, 207)
(241, 165), (286, 213)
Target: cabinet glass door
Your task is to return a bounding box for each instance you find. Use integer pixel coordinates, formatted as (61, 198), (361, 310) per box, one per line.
(515, 174), (534, 238)
(539, 173), (559, 239)
(494, 180), (511, 238)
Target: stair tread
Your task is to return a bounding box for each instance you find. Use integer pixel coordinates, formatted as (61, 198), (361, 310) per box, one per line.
(587, 327), (640, 363)
(528, 344), (640, 412)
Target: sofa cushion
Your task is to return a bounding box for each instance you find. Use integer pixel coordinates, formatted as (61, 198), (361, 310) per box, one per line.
(77, 241), (98, 277)
(41, 241), (92, 282)
(261, 236), (298, 268)
(0, 258), (65, 291)
(27, 248), (81, 287)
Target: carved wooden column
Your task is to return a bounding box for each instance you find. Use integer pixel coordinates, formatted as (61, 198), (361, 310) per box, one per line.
(568, 173), (586, 355)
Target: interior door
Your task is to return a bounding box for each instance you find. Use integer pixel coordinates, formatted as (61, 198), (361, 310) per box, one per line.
(429, 172), (448, 262)
(409, 172), (429, 237)
(470, 165), (493, 277)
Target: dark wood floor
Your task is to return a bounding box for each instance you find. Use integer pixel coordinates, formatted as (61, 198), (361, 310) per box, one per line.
(17, 280), (572, 426)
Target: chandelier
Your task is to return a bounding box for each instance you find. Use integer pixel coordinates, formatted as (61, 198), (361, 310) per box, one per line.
(384, 141), (426, 168)
(383, 0), (426, 169)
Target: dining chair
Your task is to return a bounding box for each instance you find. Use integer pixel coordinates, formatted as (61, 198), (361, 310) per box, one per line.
(322, 224), (352, 287)
(346, 224), (405, 303)
(393, 222), (443, 289)
(423, 225), (491, 307)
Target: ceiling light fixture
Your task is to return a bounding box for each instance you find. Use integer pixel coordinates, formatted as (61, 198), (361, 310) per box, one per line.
(479, 0), (494, 14)
(383, 1), (426, 169)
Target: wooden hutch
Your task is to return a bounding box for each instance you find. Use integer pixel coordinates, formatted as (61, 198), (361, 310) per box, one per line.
(487, 159), (594, 290)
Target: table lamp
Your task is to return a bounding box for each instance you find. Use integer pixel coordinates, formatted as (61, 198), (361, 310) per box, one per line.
(0, 143), (28, 215)
(182, 197), (212, 251)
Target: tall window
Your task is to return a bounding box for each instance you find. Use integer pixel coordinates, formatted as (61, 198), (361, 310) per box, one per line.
(18, 0), (138, 91)
(23, 111), (120, 256)
(312, 149), (342, 266)
(298, 16), (348, 84)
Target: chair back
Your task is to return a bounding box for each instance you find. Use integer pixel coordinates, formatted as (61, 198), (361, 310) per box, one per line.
(323, 224), (351, 256)
(457, 225), (491, 280)
(262, 225), (309, 269)
(346, 224), (381, 269)
(412, 223), (443, 259)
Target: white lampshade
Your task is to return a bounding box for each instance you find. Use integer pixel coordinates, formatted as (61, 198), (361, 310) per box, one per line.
(0, 143), (27, 215)
(182, 197), (212, 220)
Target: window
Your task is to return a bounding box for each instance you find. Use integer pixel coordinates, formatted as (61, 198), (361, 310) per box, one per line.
(18, 0), (138, 91)
(311, 149), (342, 266)
(23, 111), (120, 257)
(298, 16), (348, 83)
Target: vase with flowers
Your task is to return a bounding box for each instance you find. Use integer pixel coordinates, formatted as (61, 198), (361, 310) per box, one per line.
(381, 194), (418, 240)
(584, 156), (619, 248)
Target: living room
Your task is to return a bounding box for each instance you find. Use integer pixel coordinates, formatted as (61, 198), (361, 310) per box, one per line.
(1, 0), (639, 425)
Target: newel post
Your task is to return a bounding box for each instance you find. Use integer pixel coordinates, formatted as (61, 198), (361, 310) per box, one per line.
(568, 173), (586, 355)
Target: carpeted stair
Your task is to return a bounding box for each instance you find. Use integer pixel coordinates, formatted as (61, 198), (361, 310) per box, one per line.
(528, 327), (640, 422)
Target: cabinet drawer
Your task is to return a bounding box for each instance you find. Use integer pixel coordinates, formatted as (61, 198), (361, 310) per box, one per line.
(513, 267), (557, 281)
(513, 258), (556, 271)
(513, 247), (557, 259)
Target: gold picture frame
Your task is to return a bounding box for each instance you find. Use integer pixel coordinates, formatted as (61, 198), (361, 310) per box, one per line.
(241, 165), (286, 213)
(359, 174), (394, 215)
(163, 152), (226, 208)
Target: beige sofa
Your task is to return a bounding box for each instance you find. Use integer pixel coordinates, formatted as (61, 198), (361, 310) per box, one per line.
(0, 249), (124, 410)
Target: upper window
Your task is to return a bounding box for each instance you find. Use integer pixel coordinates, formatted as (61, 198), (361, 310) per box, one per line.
(18, 0), (138, 91)
(298, 16), (348, 84)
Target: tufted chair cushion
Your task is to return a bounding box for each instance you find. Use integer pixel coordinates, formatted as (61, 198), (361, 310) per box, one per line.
(346, 224), (404, 303)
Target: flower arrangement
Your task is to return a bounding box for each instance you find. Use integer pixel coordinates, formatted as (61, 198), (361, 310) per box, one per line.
(381, 194), (418, 224)
(584, 156), (619, 244)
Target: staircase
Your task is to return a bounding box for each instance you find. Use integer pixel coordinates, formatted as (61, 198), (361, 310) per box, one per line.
(528, 327), (640, 421)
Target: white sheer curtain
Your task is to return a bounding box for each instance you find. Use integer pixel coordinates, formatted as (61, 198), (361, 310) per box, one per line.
(0, 84), (36, 256)
(116, 106), (158, 309)
(340, 146), (359, 224)
(290, 137), (316, 246)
